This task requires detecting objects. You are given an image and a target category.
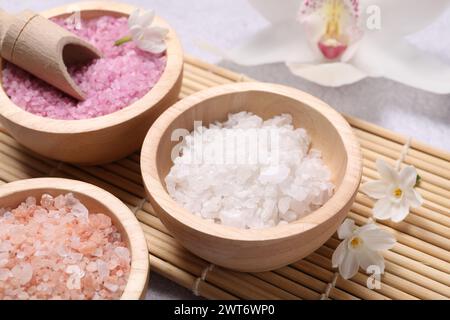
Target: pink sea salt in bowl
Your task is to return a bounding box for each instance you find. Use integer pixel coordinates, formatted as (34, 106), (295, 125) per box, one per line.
(0, 177), (149, 300)
(0, 1), (183, 165)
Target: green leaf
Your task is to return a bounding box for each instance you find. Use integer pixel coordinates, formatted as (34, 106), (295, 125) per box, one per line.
(114, 35), (133, 46)
(415, 174), (422, 187)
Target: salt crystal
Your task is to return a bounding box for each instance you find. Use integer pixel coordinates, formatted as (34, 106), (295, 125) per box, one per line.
(104, 282), (119, 293)
(0, 268), (12, 281)
(11, 263), (33, 285)
(40, 194), (54, 208)
(166, 112), (335, 229)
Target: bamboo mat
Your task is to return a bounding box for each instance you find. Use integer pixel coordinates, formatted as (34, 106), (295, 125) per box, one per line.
(0, 55), (449, 300)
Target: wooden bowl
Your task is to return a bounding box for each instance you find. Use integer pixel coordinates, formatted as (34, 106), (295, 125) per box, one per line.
(0, 177), (149, 299)
(141, 83), (362, 272)
(0, 1), (183, 165)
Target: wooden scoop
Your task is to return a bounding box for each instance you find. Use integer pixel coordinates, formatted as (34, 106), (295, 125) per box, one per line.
(0, 9), (101, 100)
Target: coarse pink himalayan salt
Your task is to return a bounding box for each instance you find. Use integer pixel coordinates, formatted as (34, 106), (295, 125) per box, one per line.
(0, 193), (131, 300)
(2, 16), (166, 120)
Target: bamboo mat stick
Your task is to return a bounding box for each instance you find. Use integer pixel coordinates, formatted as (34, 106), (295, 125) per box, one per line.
(327, 236), (450, 287)
(185, 56), (449, 163)
(183, 70), (224, 87)
(293, 259), (396, 300)
(311, 250), (409, 300)
(182, 77), (212, 93)
(140, 194), (450, 282)
(345, 115), (450, 162)
(0, 133), (58, 168)
(102, 163), (143, 185)
(359, 137), (450, 178)
(0, 143), (54, 175)
(317, 246), (448, 300)
(205, 268), (283, 300)
(150, 254), (237, 300)
(323, 239), (450, 297)
(224, 271), (300, 300)
(358, 137), (450, 178)
(142, 221), (304, 300)
(37, 151), (450, 284)
(117, 158), (141, 174)
(185, 56), (246, 82)
(305, 253), (420, 300)
(361, 170), (450, 214)
(183, 63), (235, 85)
(352, 201), (450, 251)
(348, 208), (450, 262)
(354, 128), (450, 170)
(77, 156), (449, 254)
(347, 211), (450, 273)
(138, 195), (450, 278)
(361, 147), (450, 191)
(139, 209), (355, 300)
(0, 166), (27, 182)
(0, 153), (41, 179)
(253, 270), (321, 300)
(140, 212), (328, 300)
(356, 192), (450, 233)
(362, 167), (450, 209)
(78, 165), (146, 198)
(273, 266), (358, 300)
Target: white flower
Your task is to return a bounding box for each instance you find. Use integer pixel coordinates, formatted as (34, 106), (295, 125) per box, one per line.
(361, 159), (423, 222)
(221, 0), (450, 93)
(332, 218), (396, 279)
(115, 9), (169, 54)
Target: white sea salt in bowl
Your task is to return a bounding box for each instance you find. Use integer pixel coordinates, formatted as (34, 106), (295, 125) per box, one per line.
(141, 83), (362, 272)
(0, 1), (183, 165)
(0, 178), (149, 299)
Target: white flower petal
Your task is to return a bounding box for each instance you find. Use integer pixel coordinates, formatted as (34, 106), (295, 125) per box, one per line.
(248, 0), (300, 23)
(372, 197), (393, 220)
(130, 25), (144, 40)
(356, 0), (450, 93)
(339, 250), (360, 280)
(406, 189), (423, 208)
(136, 10), (155, 28)
(137, 40), (167, 54)
(357, 221), (379, 234)
(358, 249), (385, 273)
(399, 166), (418, 189)
(351, 34), (450, 94)
(337, 219), (355, 240)
(361, 180), (388, 199)
(332, 240), (347, 268)
(360, 0), (450, 38)
(226, 21), (318, 66)
(128, 9), (140, 29)
(375, 159), (398, 184)
(136, 27), (168, 54)
(286, 62), (367, 87)
(361, 229), (396, 251)
(390, 200), (410, 223)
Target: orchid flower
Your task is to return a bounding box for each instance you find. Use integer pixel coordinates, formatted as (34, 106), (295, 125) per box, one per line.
(115, 9), (168, 54)
(332, 218), (396, 280)
(223, 0), (450, 93)
(361, 159), (423, 223)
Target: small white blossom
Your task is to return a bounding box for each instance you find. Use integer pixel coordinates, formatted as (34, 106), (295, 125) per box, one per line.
(115, 9), (168, 54)
(332, 219), (396, 280)
(361, 159), (423, 222)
